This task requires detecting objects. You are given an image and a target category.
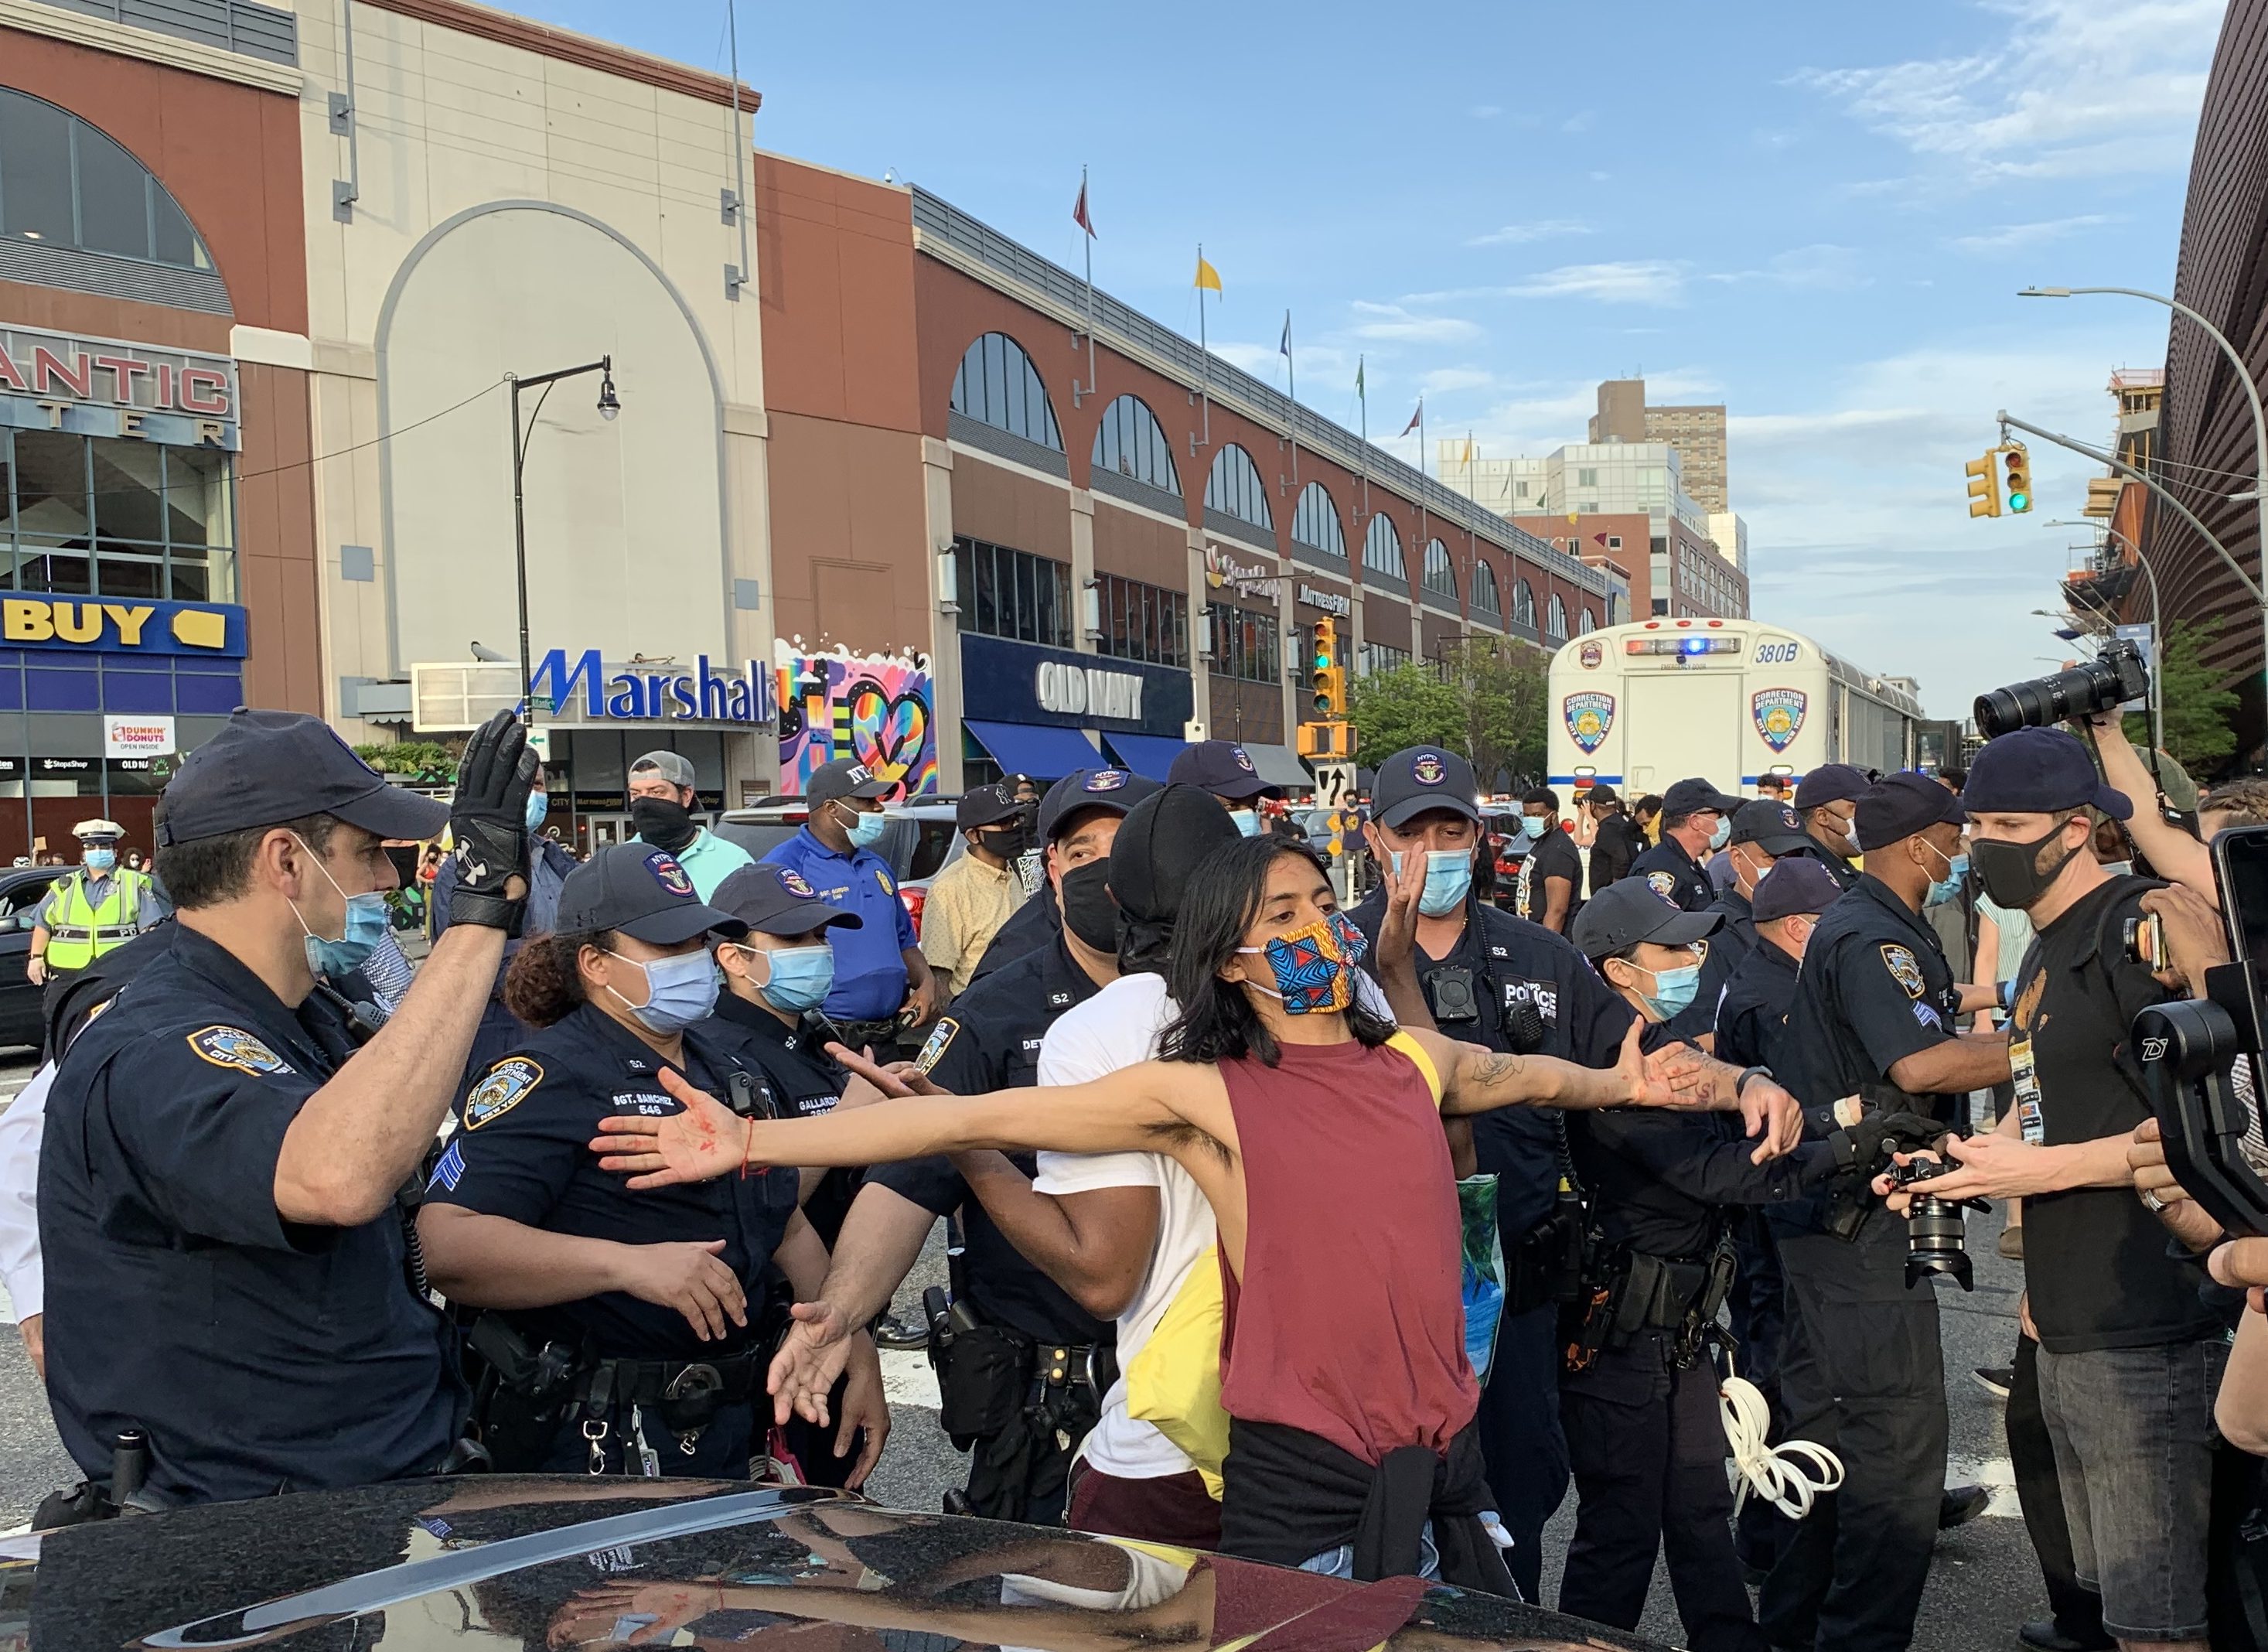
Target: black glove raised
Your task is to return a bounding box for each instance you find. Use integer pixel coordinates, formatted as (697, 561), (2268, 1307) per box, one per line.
(448, 710), (536, 933)
(1828, 1108), (1949, 1176)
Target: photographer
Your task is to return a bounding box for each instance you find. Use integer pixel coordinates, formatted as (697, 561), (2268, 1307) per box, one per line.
(1886, 728), (2226, 1652)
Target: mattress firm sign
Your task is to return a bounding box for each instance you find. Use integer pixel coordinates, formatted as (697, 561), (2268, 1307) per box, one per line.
(0, 324), (239, 450)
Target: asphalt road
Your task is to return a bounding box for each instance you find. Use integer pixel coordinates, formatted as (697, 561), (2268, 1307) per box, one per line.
(0, 1038), (2050, 1648)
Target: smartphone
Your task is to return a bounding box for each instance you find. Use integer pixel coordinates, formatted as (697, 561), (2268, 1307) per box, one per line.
(2125, 913), (2166, 971)
(2209, 825), (2268, 1109)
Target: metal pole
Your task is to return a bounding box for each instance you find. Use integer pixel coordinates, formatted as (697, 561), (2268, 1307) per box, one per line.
(510, 375), (530, 715)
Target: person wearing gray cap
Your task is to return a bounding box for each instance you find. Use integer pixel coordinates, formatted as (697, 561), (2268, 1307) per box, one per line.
(418, 841), (888, 1480)
(37, 708), (537, 1509)
(627, 749), (752, 900)
(1629, 777), (1744, 913)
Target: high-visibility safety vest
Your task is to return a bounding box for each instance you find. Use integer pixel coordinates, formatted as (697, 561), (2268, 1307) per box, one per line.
(43, 869), (152, 971)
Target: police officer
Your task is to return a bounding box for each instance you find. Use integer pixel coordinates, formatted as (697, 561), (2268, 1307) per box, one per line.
(1631, 778), (1741, 913)
(1560, 879), (1840, 1651)
(1714, 857), (1841, 1074)
(39, 707), (534, 1507)
(1761, 772), (2011, 1652)
(1669, 797), (1816, 1043)
(26, 818), (169, 1012)
(418, 841), (888, 1480)
(762, 757), (937, 1052)
(627, 749), (753, 899)
(433, 760), (580, 1087)
(762, 764), (1159, 1524)
(1166, 738), (1282, 833)
(1584, 784), (1644, 896)
(1792, 763), (1870, 893)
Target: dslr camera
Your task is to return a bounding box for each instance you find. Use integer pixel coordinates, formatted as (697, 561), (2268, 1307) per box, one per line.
(1823, 1108), (1981, 1290)
(1974, 636), (2150, 740)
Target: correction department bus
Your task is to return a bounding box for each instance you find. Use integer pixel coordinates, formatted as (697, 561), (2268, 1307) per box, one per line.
(1547, 618), (1924, 798)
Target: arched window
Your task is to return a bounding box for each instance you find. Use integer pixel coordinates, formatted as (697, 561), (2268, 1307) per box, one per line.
(1472, 561), (1501, 616)
(1547, 593), (1569, 639)
(1363, 513), (1405, 583)
(1091, 394), (1178, 494)
(1291, 482), (1346, 558)
(1513, 579), (1536, 628)
(1421, 538), (1457, 602)
(950, 332), (1062, 450)
(1204, 445), (1271, 531)
(1578, 606), (1598, 634)
(0, 88), (212, 269)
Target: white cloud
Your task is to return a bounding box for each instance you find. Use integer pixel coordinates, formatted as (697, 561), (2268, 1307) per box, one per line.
(1502, 261), (1687, 305)
(1468, 218), (1594, 247)
(1707, 244), (1871, 292)
(1469, 104), (1502, 119)
(1349, 301), (1482, 343)
(1419, 366), (1497, 394)
(1948, 213), (2121, 253)
(1561, 111), (1595, 134)
(1792, 0), (2221, 186)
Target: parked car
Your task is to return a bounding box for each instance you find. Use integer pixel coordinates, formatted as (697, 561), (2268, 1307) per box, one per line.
(712, 800), (965, 938)
(0, 866), (63, 1050)
(5, 1478), (1670, 1650)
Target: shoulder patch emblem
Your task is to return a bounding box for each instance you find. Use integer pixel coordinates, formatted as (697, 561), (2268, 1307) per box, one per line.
(186, 1026), (294, 1077)
(915, 1015), (960, 1075)
(1646, 870), (1678, 899)
(1880, 944), (1925, 998)
(428, 1140), (466, 1193)
(465, 1056), (545, 1129)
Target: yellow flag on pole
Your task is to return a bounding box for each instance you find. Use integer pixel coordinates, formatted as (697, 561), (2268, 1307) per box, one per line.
(1194, 254), (1223, 292)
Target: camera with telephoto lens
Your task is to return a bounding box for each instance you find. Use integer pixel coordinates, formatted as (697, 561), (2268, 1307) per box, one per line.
(1973, 637), (2150, 739)
(1822, 1108), (1976, 1289)
(1888, 1155), (1975, 1291)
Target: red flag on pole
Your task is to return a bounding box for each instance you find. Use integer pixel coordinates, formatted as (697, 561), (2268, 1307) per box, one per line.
(1400, 400), (1422, 437)
(1073, 179), (1096, 238)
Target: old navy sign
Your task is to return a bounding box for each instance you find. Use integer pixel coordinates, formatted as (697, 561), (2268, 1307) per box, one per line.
(0, 324), (238, 452)
(531, 649), (778, 726)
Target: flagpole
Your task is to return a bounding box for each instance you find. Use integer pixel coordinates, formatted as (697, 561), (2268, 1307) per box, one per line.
(1418, 398), (1428, 558)
(1284, 310), (1299, 494)
(1196, 243), (1211, 452)
(1080, 165), (1096, 400)
(1359, 356), (1370, 527)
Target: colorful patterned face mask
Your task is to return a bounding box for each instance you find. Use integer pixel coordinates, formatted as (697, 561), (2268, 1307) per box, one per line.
(1236, 911), (1368, 1014)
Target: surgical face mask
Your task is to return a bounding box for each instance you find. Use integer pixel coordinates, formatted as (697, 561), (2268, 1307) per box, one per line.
(83, 847), (115, 873)
(1520, 816), (1549, 841)
(2099, 860), (2133, 879)
(1228, 807), (1263, 838)
(735, 942), (834, 1015)
(1922, 841), (1969, 909)
(603, 947), (721, 1034)
(1390, 848), (1474, 917)
(837, 801), (888, 851)
(1236, 911), (1369, 1015)
(525, 790), (550, 834)
(1973, 822), (2085, 913)
(1707, 814), (1732, 852)
(1628, 958), (1700, 1022)
(289, 835), (390, 981)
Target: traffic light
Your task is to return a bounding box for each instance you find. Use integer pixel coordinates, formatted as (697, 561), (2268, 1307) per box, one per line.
(1310, 618), (1344, 719)
(2004, 442), (2033, 514)
(1966, 451), (2002, 518)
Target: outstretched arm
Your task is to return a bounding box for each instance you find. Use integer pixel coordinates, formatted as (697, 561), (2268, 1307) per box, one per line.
(1429, 1019), (1670, 1116)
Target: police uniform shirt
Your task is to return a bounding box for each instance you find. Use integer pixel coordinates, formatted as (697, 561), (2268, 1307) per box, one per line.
(1629, 836), (1714, 913)
(1667, 884), (1758, 1041)
(1346, 889), (1635, 1240)
(759, 829), (918, 1022)
(1714, 934), (1801, 1073)
(38, 925), (465, 1504)
(865, 936), (1110, 1348)
(966, 884), (1062, 988)
(703, 989), (860, 1245)
(2008, 875), (2220, 1354)
(1570, 1022), (1836, 1258)
(1776, 872), (1963, 1129)
(1516, 826), (1583, 927)
(1805, 841), (1864, 893)
(428, 1002), (799, 1361)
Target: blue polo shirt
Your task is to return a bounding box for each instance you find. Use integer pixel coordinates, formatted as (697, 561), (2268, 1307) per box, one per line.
(760, 826), (916, 1021)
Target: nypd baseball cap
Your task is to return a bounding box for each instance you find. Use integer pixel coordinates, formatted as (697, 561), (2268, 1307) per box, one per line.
(1371, 746), (1480, 829)
(555, 841), (747, 944)
(806, 758), (892, 809)
(1663, 777), (1744, 819)
(1729, 798), (1812, 855)
(1854, 772), (1967, 852)
(710, 863), (862, 937)
(1038, 766), (1161, 841)
(1571, 878), (1724, 961)
(1794, 763), (1871, 811)
(1964, 726), (2134, 823)
(1168, 739), (1282, 801)
(1751, 857), (1845, 923)
(156, 708), (450, 847)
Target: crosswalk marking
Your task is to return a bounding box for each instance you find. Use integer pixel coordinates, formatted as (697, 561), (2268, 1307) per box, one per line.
(1945, 1454), (2021, 1518)
(880, 1348), (940, 1410)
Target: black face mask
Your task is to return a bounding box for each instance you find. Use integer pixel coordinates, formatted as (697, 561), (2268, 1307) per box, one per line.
(977, 825), (1031, 862)
(1972, 823), (2082, 912)
(1059, 860), (1120, 954)
(629, 796), (698, 852)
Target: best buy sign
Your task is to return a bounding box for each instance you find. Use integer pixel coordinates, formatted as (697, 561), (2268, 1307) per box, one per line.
(0, 597), (247, 657)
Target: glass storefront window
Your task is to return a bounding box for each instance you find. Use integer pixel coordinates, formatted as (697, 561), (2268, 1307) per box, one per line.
(0, 430), (235, 599)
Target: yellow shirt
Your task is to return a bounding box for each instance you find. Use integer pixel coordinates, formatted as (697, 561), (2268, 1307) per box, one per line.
(919, 852), (1026, 1001)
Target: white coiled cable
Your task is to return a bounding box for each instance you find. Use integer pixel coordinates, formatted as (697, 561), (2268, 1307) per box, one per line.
(1721, 1374), (1844, 1520)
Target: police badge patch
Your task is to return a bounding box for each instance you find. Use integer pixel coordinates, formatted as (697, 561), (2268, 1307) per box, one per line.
(1412, 753), (1448, 786)
(644, 852), (694, 898)
(1563, 692), (1615, 755)
(1880, 944), (1925, 998)
(915, 1016), (960, 1075)
(186, 1026), (294, 1077)
(1751, 689), (1808, 755)
(778, 868), (817, 898)
(465, 1056), (545, 1128)
(1646, 870), (1679, 900)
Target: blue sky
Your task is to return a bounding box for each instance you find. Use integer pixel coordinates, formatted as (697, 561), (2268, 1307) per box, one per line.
(520, 0), (2227, 721)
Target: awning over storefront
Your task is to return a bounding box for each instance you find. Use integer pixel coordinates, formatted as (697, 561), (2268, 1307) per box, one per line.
(1241, 742), (1314, 793)
(1100, 732), (1190, 782)
(967, 719), (1100, 781)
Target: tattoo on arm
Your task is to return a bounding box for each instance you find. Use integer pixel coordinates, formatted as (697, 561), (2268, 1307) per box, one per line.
(1468, 1051), (1525, 1091)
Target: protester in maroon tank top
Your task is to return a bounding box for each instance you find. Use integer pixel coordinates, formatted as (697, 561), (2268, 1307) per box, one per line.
(593, 836), (1806, 1594)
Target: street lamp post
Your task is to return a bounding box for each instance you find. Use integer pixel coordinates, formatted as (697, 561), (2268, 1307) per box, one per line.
(2021, 285), (2268, 712)
(508, 356), (621, 716)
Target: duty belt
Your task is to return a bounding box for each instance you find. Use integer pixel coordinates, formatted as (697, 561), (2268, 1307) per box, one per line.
(571, 1347), (767, 1409)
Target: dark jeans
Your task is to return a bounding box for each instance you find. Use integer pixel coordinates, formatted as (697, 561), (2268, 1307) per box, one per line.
(1474, 1301), (1570, 1603)
(1560, 1329), (1763, 1651)
(1760, 1219), (1946, 1652)
(2008, 1333), (2108, 1647)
